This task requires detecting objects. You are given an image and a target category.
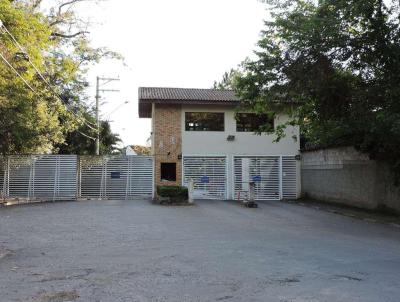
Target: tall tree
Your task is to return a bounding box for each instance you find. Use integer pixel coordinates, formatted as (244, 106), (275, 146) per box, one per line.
(213, 69), (240, 90)
(0, 0), (121, 155)
(235, 0), (400, 181)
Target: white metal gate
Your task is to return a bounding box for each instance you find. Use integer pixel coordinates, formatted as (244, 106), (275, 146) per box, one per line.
(234, 156), (298, 201)
(79, 155), (154, 199)
(183, 156), (227, 200)
(234, 156), (280, 200)
(2, 155), (77, 201)
(282, 156), (297, 200)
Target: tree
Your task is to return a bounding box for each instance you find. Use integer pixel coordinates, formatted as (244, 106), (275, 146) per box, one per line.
(234, 0), (400, 181)
(0, 0), (70, 154)
(213, 69), (240, 90)
(0, 0), (121, 155)
(56, 115), (121, 155)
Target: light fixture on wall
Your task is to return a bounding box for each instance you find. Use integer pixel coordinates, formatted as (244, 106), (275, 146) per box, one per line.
(227, 135), (235, 141)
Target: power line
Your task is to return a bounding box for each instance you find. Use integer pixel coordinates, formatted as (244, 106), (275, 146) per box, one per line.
(0, 51), (96, 141)
(0, 24), (96, 141)
(0, 20), (98, 132)
(0, 52), (35, 92)
(0, 50), (96, 141)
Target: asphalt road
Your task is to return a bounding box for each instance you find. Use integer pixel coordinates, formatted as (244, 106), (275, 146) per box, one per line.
(0, 199), (399, 302)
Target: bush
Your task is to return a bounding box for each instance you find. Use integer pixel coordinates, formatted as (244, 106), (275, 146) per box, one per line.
(157, 186), (188, 199)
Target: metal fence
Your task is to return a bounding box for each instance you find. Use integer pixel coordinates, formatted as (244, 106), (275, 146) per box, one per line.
(1, 155), (77, 202)
(0, 155), (154, 203)
(79, 155), (154, 200)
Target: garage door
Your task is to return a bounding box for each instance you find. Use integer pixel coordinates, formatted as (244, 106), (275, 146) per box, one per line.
(183, 156), (227, 200)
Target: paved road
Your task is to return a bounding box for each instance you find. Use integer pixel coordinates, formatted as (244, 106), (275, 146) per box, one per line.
(0, 199), (399, 302)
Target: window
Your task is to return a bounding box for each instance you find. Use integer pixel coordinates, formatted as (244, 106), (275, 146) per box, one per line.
(236, 113), (274, 132)
(161, 163), (176, 181)
(185, 112), (224, 131)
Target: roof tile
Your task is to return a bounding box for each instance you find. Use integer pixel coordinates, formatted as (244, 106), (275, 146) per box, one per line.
(139, 87), (239, 102)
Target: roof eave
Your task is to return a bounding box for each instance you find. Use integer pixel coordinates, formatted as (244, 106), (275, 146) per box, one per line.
(138, 99), (240, 118)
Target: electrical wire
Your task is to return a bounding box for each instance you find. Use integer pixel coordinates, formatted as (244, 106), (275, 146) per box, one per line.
(0, 50), (97, 141)
(0, 20), (98, 140)
(0, 21), (98, 131)
(0, 52), (35, 92)
(0, 34), (96, 140)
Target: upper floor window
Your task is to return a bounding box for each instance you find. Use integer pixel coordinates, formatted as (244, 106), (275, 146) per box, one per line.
(236, 113), (274, 132)
(185, 112), (224, 131)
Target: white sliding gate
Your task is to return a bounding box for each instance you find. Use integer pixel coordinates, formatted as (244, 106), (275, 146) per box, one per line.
(183, 155), (298, 201)
(182, 156), (227, 200)
(0, 155), (154, 203)
(1, 155), (77, 201)
(79, 155), (154, 199)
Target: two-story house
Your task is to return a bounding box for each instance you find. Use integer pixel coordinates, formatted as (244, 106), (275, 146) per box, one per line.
(139, 87), (300, 201)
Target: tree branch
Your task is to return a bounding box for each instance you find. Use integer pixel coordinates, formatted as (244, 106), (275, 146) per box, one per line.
(50, 31), (89, 38)
(57, 0), (85, 16)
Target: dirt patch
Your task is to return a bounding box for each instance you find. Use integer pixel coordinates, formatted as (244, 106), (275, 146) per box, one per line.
(0, 247), (13, 259)
(34, 290), (79, 302)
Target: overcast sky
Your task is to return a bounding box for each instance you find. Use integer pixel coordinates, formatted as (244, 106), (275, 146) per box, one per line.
(76, 0), (267, 146)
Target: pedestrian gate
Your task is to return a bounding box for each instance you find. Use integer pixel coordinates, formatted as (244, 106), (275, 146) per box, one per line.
(234, 156), (281, 200)
(234, 156), (298, 201)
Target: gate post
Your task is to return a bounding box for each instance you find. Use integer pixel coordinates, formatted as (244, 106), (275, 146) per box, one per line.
(279, 156), (283, 200)
(76, 156), (81, 201)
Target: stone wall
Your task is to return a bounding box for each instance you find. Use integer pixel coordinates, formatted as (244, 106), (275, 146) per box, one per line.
(153, 104), (182, 190)
(301, 147), (400, 213)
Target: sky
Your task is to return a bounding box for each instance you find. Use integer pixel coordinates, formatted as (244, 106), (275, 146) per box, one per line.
(75, 0), (268, 146)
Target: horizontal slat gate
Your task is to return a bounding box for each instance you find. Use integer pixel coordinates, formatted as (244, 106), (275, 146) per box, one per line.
(234, 156), (280, 201)
(79, 155), (153, 199)
(282, 156), (297, 200)
(3, 155), (77, 201)
(183, 156), (227, 200)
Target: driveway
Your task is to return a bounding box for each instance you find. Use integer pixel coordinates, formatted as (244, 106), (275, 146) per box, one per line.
(0, 199), (400, 302)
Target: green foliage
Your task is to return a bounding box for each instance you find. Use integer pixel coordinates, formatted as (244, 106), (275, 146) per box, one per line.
(213, 69), (240, 90)
(56, 119), (121, 155)
(0, 0), (121, 155)
(234, 0), (400, 182)
(157, 186), (189, 199)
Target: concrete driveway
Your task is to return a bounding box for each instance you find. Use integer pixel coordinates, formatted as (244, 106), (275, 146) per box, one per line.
(0, 199), (399, 302)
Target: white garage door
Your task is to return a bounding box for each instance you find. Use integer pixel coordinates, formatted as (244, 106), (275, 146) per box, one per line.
(183, 156), (227, 200)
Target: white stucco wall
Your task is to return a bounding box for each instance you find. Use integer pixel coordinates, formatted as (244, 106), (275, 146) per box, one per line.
(181, 105), (300, 156)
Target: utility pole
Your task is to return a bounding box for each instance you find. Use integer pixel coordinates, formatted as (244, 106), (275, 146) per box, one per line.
(95, 76), (120, 155)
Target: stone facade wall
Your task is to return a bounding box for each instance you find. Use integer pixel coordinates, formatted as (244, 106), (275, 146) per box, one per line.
(301, 147), (400, 213)
(153, 104), (182, 190)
